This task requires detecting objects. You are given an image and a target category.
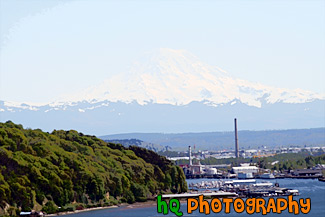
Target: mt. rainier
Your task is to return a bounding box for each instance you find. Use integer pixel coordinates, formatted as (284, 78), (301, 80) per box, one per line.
(60, 48), (323, 108)
(1, 48), (324, 134)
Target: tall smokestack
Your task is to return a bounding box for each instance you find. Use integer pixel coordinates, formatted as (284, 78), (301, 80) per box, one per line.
(234, 118), (239, 158)
(188, 146), (192, 166)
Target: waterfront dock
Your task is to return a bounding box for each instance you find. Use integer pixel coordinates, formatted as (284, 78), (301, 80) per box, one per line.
(185, 173), (323, 179)
(188, 179), (300, 198)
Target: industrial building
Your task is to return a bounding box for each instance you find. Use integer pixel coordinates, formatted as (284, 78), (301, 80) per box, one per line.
(232, 165), (259, 174)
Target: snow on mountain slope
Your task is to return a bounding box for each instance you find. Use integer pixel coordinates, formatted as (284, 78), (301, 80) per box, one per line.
(57, 48), (323, 108)
(1, 48), (324, 112)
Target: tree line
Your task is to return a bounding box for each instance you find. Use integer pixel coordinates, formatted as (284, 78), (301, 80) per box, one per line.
(0, 121), (187, 216)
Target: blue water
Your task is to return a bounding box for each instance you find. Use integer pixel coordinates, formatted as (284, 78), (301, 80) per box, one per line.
(65, 179), (325, 216)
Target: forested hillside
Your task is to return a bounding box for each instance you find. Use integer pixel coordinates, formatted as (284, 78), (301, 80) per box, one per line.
(0, 121), (187, 215)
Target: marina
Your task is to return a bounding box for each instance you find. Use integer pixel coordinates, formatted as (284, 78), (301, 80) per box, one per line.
(188, 179), (300, 198)
(63, 179), (325, 217)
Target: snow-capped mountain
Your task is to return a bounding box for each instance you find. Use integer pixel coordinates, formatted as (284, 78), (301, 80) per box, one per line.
(0, 48), (324, 135)
(59, 48), (323, 108)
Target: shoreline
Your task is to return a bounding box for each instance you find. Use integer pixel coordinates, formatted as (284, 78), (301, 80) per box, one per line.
(46, 200), (158, 216)
(47, 205), (119, 216)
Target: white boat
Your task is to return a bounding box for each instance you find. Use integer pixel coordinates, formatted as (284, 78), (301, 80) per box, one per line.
(285, 189), (300, 196)
(252, 182), (273, 187)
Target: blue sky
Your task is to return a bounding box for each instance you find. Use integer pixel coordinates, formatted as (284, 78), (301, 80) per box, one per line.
(0, 0), (324, 104)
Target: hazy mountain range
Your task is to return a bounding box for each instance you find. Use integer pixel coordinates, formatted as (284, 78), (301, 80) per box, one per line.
(104, 138), (171, 152)
(0, 48), (324, 135)
(100, 128), (325, 151)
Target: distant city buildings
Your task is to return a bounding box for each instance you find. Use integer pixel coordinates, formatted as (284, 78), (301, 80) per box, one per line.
(173, 143), (324, 178)
(168, 146), (325, 162)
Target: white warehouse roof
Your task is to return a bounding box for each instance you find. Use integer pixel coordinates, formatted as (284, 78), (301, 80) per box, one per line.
(232, 166), (258, 170)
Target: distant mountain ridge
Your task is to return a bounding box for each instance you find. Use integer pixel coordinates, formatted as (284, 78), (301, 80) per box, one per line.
(104, 138), (171, 152)
(100, 128), (325, 151)
(1, 99), (324, 135)
(0, 48), (324, 134)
